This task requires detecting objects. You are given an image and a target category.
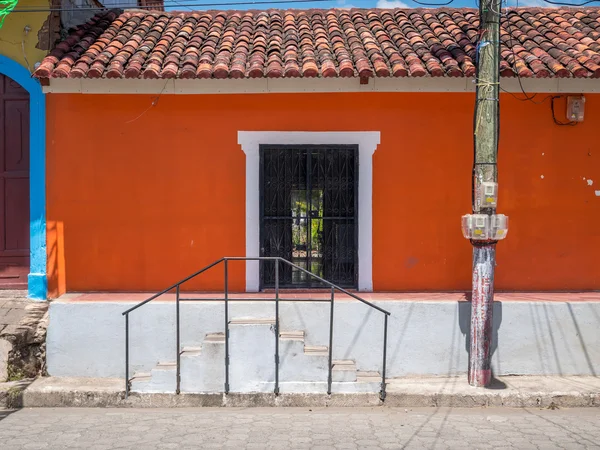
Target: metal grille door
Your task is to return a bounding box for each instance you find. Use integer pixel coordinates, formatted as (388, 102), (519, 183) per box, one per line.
(260, 145), (358, 289)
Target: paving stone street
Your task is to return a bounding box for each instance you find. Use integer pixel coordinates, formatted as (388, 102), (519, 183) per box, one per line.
(0, 407), (598, 450)
(0, 292), (28, 336)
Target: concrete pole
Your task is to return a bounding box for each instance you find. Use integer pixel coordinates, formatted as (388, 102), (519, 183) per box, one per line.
(469, 0), (501, 387)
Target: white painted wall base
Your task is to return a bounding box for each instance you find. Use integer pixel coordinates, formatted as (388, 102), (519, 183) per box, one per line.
(47, 299), (600, 390)
(130, 319), (380, 394)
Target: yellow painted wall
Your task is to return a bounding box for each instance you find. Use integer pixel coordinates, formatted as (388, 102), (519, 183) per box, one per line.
(0, 0), (49, 71)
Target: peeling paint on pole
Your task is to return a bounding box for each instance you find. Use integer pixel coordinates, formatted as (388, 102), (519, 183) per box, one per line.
(469, 244), (495, 387)
(468, 0), (501, 388)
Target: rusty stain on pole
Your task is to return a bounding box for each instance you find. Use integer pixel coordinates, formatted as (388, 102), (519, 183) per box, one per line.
(468, 0), (501, 387)
(469, 244), (495, 386)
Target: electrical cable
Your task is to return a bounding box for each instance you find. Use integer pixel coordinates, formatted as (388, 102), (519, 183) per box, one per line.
(411, 0), (454, 6)
(542, 0), (600, 6)
(168, 0), (195, 10)
(502, 0), (543, 103)
(125, 79), (169, 124)
(471, 0), (501, 211)
(502, 0), (579, 125)
(10, 0), (336, 13)
(550, 96), (578, 126)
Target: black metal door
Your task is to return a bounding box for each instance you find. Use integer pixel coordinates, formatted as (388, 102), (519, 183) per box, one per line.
(260, 145), (358, 289)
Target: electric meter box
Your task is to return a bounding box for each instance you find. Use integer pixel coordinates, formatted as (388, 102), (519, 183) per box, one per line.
(475, 182), (498, 211)
(490, 214), (509, 240)
(461, 214), (489, 240)
(566, 96), (585, 122)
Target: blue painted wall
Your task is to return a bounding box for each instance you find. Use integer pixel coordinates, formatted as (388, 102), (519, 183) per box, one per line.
(0, 55), (47, 300)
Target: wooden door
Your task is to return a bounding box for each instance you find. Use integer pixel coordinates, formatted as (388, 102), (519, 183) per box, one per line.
(0, 74), (30, 289)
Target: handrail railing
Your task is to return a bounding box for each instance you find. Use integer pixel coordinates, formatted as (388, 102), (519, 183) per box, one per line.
(122, 257), (391, 400)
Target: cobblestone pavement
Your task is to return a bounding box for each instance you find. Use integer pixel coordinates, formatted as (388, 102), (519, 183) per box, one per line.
(0, 407), (598, 449)
(0, 291), (28, 336)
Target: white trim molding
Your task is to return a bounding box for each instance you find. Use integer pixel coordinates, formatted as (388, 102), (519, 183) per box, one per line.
(238, 131), (380, 292)
(42, 77), (600, 95)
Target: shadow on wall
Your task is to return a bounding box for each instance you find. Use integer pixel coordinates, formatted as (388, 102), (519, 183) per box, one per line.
(458, 299), (504, 387)
(46, 221), (66, 299)
(526, 301), (598, 377)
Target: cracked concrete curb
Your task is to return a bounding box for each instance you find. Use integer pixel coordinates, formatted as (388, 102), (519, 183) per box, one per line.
(383, 392), (600, 408)
(0, 379), (35, 408)
(4, 376), (599, 408)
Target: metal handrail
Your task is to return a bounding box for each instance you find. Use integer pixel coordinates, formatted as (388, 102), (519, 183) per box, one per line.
(122, 257), (391, 400)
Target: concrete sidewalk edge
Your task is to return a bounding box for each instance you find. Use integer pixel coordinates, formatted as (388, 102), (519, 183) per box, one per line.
(2, 376), (599, 408)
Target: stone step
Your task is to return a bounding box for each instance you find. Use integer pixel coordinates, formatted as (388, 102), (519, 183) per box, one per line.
(156, 362), (176, 369)
(205, 332), (225, 343)
(181, 346), (202, 356)
(357, 371), (380, 377)
(257, 381), (382, 394)
(357, 371), (382, 383)
(131, 362), (177, 393)
(332, 359), (354, 366)
(180, 336), (225, 394)
(229, 318), (276, 325)
(229, 317), (275, 392)
(279, 330), (304, 341)
(131, 372), (151, 381)
(304, 345), (328, 356)
(332, 360), (357, 382)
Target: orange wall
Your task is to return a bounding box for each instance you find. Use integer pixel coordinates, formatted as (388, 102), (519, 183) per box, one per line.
(46, 92), (600, 298)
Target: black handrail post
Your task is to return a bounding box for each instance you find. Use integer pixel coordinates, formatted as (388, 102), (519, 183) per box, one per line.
(125, 312), (129, 399)
(327, 286), (334, 395)
(176, 284), (181, 395)
(120, 256), (391, 400)
(380, 314), (388, 402)
(274, 259), (280, 395)
(224, 259), (230, 394)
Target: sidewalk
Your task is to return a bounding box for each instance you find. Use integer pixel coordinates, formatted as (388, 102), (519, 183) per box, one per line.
(2, 406), (599, 450)
(2, 375), (598, 409)
(0, 292), (48, 383)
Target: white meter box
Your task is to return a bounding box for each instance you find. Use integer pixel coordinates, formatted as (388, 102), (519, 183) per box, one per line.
(490, 214), (509, 240)
(566, 96), (585, 122)
(462, 214), (509, 241)
(475, 182), (498, 210)
(462, 214), (489, 240)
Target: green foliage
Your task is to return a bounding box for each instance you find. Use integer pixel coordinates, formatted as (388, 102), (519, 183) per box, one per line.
(0, 0), (18, 28)
(6, 363), (26, 382)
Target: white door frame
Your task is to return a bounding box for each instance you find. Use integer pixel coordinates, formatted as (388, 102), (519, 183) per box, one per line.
(238, 131), (380, 292)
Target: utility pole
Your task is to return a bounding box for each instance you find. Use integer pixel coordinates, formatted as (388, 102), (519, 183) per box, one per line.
(461, 0), (508, 387)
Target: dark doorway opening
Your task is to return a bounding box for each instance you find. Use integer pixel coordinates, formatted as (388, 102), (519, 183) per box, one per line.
(260, 145), (358, 289)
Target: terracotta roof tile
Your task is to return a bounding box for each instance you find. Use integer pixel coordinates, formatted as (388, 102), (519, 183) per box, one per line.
(33, 7), (600, 79)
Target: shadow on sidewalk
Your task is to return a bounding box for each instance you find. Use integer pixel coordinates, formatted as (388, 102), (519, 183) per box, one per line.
(0, 378), (35, 421)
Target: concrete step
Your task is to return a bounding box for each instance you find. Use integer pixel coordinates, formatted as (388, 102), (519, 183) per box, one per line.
(156, 362), (176, 368)
(131, 323), (377, 393)
(229, 318), (275, 392)
(130, 372), (151, 381)
(279, 336), (328, 383)
(229, 318), (275, 325)
(332, 360), (357, 382)
(205, 332), (225, 343)
(333, 359), (354, 366)
(131, 362), (176, 393)
(357, 371), (381, 383)
(19, 375), (600, 408)
(279, 330), (304, 341)
(304, 345), (328, 356)
(181, 335), (225, 393)
(258, 381), (382, 394)
(181, 346), (202, 356)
